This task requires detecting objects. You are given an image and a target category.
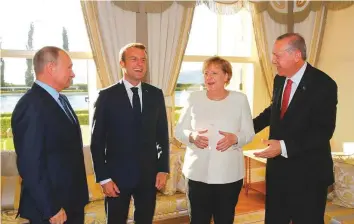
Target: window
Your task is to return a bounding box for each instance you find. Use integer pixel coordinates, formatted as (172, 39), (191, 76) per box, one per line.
(174, 5), (256, 123)
(0, 0), (95, 150)
(0, 0), (91, 51)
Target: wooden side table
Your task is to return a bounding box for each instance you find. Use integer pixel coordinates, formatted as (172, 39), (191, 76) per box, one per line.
(244, 149), (267, 196)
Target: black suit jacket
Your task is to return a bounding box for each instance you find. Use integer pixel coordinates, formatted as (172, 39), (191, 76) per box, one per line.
(90, 80), (170, 188)
(253, 63), (337, 187)
(11, 83), (89, 220)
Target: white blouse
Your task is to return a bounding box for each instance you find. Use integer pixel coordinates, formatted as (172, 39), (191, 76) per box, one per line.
(175, 91), (255, 184)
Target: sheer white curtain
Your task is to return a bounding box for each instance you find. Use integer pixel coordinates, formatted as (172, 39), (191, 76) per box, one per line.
(147, 1), (194, 112)
(96, 1), (136, 84)
(147, 2), (194, 138)
(294, 6), (326, 66)
(251, 4), (286, 98)
(81, 1), (137, 87)
(263, 11), (287, 60)
(83, 1), (194, 140)
(147, 3), (193, 95)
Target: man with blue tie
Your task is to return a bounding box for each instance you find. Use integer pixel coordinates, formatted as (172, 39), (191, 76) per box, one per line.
(90, 43), (170, 223)
(11, 46), (89, 224)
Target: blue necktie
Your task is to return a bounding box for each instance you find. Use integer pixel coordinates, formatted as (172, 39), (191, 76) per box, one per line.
(131, 87), (141, 116)
(131, 87), (142, 152)
(59, 94), (75, 123)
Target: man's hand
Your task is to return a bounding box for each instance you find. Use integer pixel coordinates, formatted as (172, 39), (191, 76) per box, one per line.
(155, 172), (168, 190)
(190, 130), (209, 149)
(102, 180), (120, 197)
(216, 131), (238, 151)
(254, 139), (281, 158)
(49, 208), (67, 224)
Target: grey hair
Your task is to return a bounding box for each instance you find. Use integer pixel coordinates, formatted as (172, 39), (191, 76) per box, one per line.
(277, 33), (307, 60)
(33, 46), (64, 75)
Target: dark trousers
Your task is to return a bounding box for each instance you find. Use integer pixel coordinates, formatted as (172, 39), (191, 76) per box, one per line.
(187, 179), (243, 224)
(104, 184), (156, 224)
(26, 209), (84, 224)
(265, 179), (328, 224)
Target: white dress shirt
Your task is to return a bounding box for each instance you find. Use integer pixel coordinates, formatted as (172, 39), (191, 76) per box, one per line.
(280, 62), (307, 158)
(100, 79), (142, 185)
(122, 79), (143, 112)
(35, 80), (76, 120)
(175, 91), (255, 184)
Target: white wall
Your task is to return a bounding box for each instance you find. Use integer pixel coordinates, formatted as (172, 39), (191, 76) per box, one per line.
(317, 5), (354, 151)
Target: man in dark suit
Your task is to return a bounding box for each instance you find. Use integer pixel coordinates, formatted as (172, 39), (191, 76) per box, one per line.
(253, 33), (337, 224)
(11, 46), (89, 224)
(90, 43), (170, 224)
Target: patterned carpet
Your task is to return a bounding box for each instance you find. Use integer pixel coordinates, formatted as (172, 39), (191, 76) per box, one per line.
(2, 209), (265, 224)
(234, 210), (265, 224)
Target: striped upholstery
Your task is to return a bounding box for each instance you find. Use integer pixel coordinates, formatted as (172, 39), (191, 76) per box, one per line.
(1, 176), (21, 210)
(325, 202), (354, 224)
(1, 145), (188, 223)
(332, 155), (354, 208)
(1, 150), (21, 211)
(1, 151), (29, 223)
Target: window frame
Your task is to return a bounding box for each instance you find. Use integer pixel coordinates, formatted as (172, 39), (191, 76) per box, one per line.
(176, 8), (259, 115)
(0, 48), (95, 148)
(1, 49), (92, 60)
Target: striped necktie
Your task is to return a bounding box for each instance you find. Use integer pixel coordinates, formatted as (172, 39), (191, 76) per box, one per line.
(59, 94), (75, 123)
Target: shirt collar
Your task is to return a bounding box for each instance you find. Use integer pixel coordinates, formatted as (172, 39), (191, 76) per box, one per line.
(35, 80), (60, 101)
(123, 79), (142, 92)
(287, 62), (307, 85)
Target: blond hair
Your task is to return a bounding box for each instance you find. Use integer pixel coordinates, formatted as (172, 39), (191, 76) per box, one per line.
(203, 56), (232, 85)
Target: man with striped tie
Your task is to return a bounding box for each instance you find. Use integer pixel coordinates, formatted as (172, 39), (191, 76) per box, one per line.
(11, 46), (89, 224)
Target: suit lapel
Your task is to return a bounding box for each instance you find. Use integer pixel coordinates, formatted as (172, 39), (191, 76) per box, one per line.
(65, 99), (83, 147)
(141, 83), (151, 128)
(273, 76), (285, 118)
(282, 64), (313, 119)
(117, 80), (149, 128)
(117, 80), (135, 110)
(33, 84), (74, 125)
(32, 84), (82, 146)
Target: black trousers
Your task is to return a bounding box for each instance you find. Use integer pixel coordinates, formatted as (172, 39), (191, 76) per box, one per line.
(187, 179), (243, 224)
(104, 184), (156, 224)
(265, 178), (328, 224)
(26, 209), (84, 224)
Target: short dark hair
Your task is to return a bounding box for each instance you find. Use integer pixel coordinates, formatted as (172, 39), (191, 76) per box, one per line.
(203, 56), (233, 85)
(119, 43), (147, 62)
(33, 46), (63, 74)
(277, 33), (307, 60)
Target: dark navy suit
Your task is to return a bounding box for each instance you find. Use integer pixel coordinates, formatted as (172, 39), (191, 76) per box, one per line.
(11, 83), (89, 223)
(253, 64), (337, 224)
(90, 80), (169, 223)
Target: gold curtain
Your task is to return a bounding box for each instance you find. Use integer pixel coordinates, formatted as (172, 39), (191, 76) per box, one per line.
(307, 6), (327, 66)
(112, 1), (195, 13)
(197, 0), (248, 14)
(253, 1), (322, 24)
(80, 1), (114, 88)
(253, 1), (354, 24)
(166, 7), (195, 96)
(249, 0), (352, 97)
(250, 3), (275, 98)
